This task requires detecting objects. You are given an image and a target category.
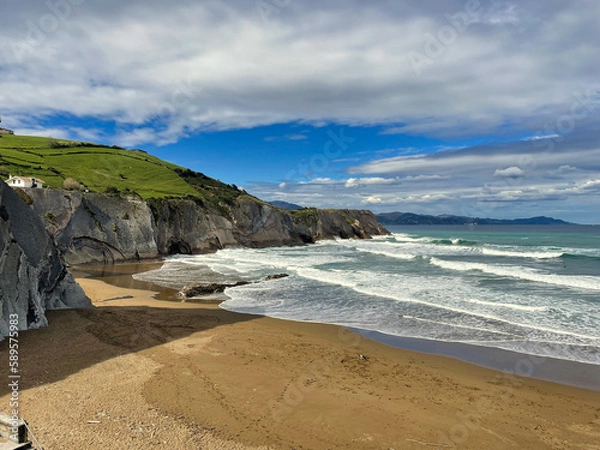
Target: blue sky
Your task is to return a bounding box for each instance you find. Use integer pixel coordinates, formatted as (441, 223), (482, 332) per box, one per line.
(1, 0), (599, 222)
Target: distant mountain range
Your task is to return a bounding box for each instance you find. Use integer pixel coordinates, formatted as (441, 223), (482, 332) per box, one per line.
(269, 200), (304, 210)
(376, 212), (573, 226)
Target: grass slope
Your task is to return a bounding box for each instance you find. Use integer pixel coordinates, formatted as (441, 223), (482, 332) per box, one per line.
(0, 135), (243, 205)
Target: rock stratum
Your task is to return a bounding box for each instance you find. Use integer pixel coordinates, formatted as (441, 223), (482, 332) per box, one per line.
(25, 190), (389, 265)
(0, 180), (91, 337)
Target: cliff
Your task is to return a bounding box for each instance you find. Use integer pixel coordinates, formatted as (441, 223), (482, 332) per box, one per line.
(26, 190), (389, 264)
(0, 180), (91, 337)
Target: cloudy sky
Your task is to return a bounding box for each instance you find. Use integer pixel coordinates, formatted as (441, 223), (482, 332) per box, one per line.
(1, 0), (599, 222)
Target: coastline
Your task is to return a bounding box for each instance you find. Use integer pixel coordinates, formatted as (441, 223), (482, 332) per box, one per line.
(77, 261), (600, 391)
(3, 264), (600, 448)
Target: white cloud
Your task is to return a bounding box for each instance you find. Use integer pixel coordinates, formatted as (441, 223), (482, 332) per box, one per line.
(523, 134), (561, 141)
(557, 165), (577, 174)
(403, 174), (449, 181)
(494, 166), (524, 178)
(345, 177), (397, 188)
(15, 127), (72, 139)
(299, 177), (337, 185)
(250, 135), (600, 222)
(286, 134), (308, 141)
(362, 195), (383, 204)
(579, 179), (600, 191)
(0, 1), (599, 145)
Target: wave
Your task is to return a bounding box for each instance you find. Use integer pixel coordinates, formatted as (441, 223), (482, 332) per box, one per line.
(481, 247), (564, 259)
(429, 257), (600, 291)
(391, 233), (426, 241)
(224, 269), (600, 352)
(466, 298), (548, 312)
(430, 238), (479, 246)
(562, 253), (600, 262)
(292, 268), (562, 319)
(392, 233), (479, 247)
(353, 247), (416, 260)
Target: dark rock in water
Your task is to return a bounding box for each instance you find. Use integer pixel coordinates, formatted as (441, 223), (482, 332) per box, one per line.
(179, 274), (290, 300)
(265, 273), (289, 280)
(178, 281), (251, 299)
(0, 179), (91, 337)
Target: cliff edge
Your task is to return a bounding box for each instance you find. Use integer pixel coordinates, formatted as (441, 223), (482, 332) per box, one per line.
(26, 190), (389, 264)
(0, 180), (91, 336)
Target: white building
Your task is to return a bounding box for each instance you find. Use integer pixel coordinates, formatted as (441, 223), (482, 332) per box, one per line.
(5, 175), (45, 189)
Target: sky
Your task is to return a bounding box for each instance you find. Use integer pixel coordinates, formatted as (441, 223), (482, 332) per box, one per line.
(1, 0), (599, 223)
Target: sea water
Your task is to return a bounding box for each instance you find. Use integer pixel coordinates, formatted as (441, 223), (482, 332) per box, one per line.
(134, 225), (600, 366)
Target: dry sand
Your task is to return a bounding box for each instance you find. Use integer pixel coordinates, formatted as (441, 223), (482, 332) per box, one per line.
(1, 276), (600, 449)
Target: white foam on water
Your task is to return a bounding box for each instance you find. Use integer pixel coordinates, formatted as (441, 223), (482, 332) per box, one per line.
(136, 236), (600, 365)
(482, 247), (564, 259)
(430, 257), (600, 291)
(354, 247), (416, 260)
(466, 298), (548, 312)
(293, 268), (549, 325)
(338, 238), (478, 259)
(319, 267), (594, 330)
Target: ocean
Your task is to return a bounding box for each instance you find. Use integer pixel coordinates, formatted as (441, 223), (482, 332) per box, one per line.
(134, 225), (600, 367)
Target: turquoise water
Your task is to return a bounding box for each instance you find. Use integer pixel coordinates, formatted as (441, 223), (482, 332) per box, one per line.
(135, 225), (600, 365)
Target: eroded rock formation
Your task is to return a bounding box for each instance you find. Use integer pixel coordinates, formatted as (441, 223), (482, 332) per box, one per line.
(27, 191), (389, 265)
(0, 180), (91, 336)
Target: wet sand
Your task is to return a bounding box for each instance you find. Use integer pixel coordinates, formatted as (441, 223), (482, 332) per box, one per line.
(1, 267), (600, 449)
(356, 329), (600, 391)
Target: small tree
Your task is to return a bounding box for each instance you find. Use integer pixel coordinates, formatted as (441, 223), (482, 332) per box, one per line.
(48, 138), (64, 148)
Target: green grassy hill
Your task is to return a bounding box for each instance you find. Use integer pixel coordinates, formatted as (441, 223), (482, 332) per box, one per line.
(0, 134), (245, 207)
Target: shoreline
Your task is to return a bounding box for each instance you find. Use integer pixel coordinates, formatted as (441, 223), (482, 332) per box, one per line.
(77, 260), (600, 391)
(3, 268), (600, 448)
(353, 328), (600, 391)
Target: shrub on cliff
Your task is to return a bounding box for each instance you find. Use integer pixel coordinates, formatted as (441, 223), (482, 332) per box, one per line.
(105, 186), (120, 194)
(14, 188), (33, 205)
(63, 177), (84, 191)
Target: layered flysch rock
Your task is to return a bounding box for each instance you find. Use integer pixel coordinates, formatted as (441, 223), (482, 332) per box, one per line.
(27, 190), (389, 265)
(0, 180), (91, 337)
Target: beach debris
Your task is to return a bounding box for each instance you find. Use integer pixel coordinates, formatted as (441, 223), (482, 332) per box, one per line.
(97, 295), (134, 303)
(87, 420), (101, 424)
(359, 354), (368, 361)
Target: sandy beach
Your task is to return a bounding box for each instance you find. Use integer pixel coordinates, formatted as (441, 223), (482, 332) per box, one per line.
(1, 269), (600, 449)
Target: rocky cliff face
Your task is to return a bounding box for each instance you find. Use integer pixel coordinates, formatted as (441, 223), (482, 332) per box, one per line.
(26, 190), (389, 264)
(0, 181), (91, 337)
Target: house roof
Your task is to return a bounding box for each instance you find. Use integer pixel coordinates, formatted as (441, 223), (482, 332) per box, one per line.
(7, 175), (46, 184)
